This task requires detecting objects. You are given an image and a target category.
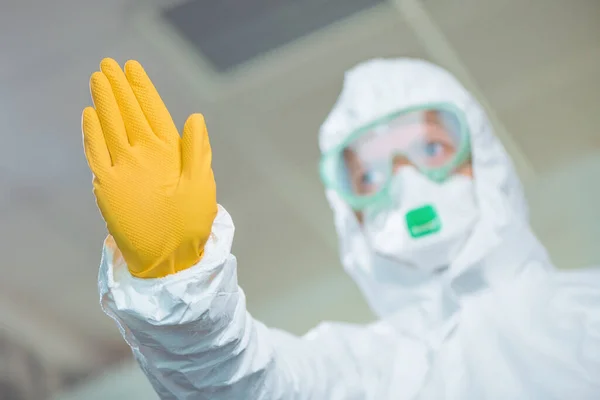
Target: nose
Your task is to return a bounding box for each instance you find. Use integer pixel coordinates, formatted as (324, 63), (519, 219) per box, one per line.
(392, 154), (413, 174)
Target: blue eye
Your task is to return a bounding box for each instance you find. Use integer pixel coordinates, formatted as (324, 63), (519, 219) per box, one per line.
(425, 142), (444, 157)
(361, 171), (375, 184)
(360, 169), (386, 188)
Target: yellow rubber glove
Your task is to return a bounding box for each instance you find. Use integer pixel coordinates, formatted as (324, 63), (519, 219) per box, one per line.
(82, 58), (217, 278)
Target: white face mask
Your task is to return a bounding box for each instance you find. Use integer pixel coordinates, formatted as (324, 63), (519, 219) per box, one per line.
(363, 167), (479, 272)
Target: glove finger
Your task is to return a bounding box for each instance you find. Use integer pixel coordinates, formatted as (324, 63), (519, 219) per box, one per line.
(124, 60), (180, 147)
(90, 71), (129, 159)
(82, 107), (112, 175)
(181, 113), (212, 179)
(100, 58), (155, 147)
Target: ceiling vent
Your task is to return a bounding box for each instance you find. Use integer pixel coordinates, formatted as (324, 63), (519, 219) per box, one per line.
(162, 0), (385, 72)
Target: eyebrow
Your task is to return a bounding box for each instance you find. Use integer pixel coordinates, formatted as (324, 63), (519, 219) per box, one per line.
(343, 149), (361, 172)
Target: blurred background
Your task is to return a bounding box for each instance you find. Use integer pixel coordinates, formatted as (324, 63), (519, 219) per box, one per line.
(0, 0), (599, 398)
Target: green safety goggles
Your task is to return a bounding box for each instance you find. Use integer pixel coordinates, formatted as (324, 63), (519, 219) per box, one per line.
(320, 103), (471, 210)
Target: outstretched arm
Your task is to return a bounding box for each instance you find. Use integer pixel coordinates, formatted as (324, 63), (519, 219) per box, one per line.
(83, 58), (407, 399)
(100, 206), (403, 399)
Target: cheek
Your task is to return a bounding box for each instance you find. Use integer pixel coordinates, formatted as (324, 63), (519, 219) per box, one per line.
(456, 163), (473, 178)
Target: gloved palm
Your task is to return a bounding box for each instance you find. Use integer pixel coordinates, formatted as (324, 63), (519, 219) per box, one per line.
(82, 58), (217, 278)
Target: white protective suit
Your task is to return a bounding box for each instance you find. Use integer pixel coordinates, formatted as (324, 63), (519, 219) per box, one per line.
(99, 59), (600, 399)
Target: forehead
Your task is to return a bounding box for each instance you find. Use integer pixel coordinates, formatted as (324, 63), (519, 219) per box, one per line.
(347, 109), (449, 147)
(318, 61), (478, 154)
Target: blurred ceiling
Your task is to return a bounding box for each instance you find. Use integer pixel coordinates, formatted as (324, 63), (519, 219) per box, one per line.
(1, 0), (599, 394)
(162, 0), (386, 71)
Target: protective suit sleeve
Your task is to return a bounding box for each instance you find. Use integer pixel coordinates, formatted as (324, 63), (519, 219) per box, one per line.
(99, 205), (405, 400)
